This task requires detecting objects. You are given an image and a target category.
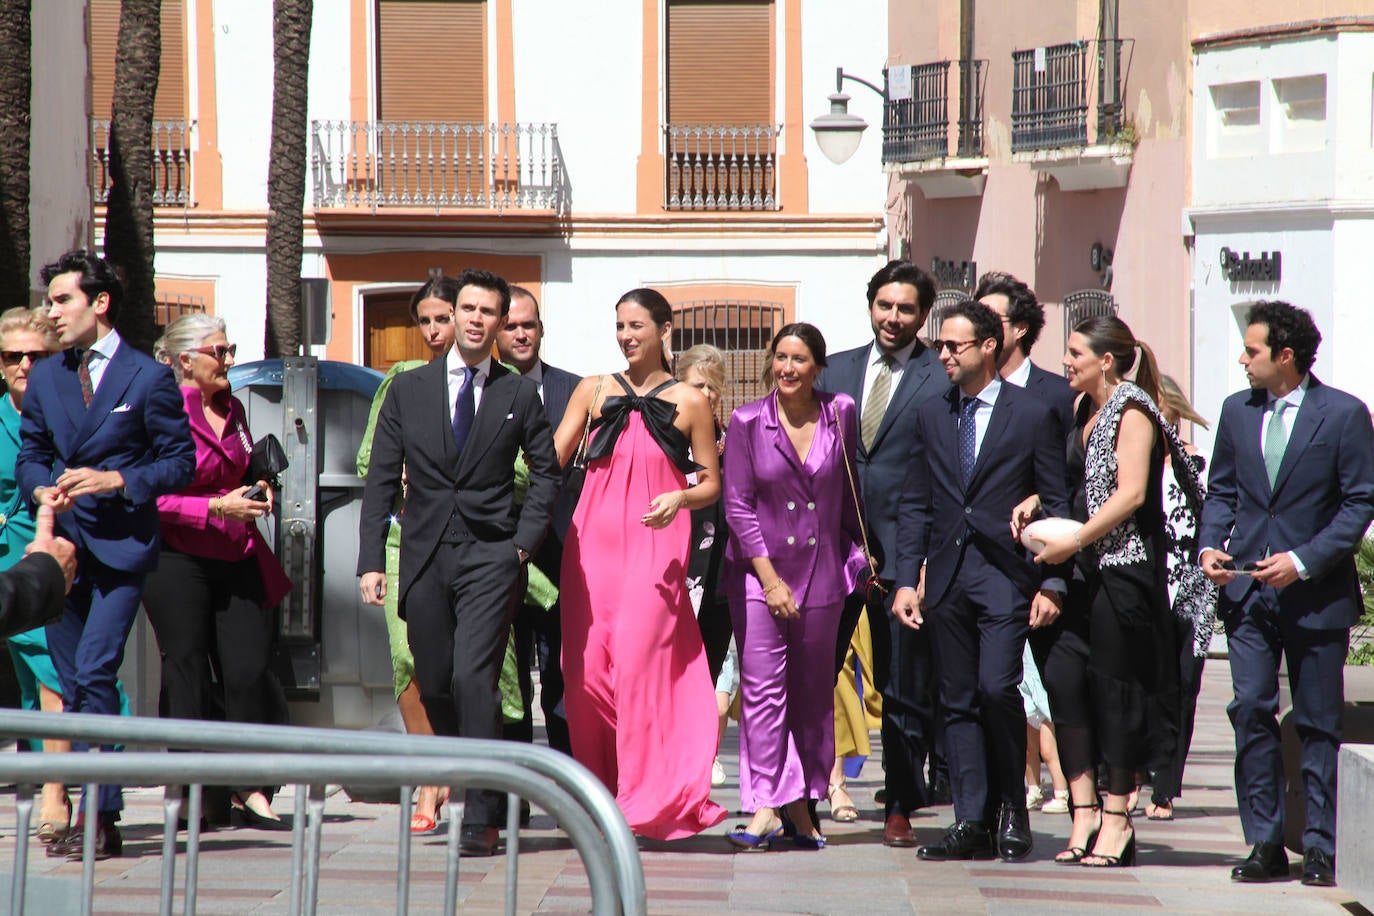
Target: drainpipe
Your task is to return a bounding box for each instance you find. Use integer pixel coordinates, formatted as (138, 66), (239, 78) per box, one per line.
(1099, 0), (1120, 138)
(958, 0), (974, 155)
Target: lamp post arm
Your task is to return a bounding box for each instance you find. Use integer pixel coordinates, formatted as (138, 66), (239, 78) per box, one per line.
(835, 66), (886, 101)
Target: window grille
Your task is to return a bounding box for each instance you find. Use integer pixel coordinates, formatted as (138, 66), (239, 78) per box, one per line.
(671, 300), (785, 422)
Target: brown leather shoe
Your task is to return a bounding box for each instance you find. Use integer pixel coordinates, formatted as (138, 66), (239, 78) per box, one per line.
(882, 813), (917, 847)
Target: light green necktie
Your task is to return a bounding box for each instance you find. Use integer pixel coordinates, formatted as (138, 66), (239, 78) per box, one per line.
(1264, 399), (1288, 487)
(861, 354), (892, 451)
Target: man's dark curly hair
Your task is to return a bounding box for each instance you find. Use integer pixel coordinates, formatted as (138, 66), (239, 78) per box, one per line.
(39, 249), (124, 325)
(944, 299), (1004, 363)
(1246, 300), (1321, 376)
(973, 270), (1042, 355)
(456, 267), (512, 315)
(865, 260), (936, 317)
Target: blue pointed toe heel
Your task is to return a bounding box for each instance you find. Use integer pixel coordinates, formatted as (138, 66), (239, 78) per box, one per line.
(726, 824), (784, 851)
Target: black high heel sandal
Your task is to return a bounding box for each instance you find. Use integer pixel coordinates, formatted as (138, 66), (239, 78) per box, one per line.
(1081, 809), (1135, 868)
(1054, 798), (1102, 865)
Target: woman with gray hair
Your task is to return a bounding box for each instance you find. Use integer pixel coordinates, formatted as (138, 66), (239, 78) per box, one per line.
(143, 313), (293, 830)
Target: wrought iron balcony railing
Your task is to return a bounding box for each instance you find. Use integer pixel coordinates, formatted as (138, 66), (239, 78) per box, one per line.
(664, 124), (779, 211)
(1011, 39), (1132, 153)
(310, 121), (566, 213)
(91, 119), (195, 206)
(882, 59), (987, 163)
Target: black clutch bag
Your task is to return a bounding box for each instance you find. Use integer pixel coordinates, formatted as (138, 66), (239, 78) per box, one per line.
(244, 433), (289, 487)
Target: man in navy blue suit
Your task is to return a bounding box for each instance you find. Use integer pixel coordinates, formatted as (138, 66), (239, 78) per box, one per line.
(817, 259), (949, 847)
(497, 285), (579, 753)
(1199, 301), (1374, 887)
(893, 300), (1070, 862)
(974, 270), (1075, 441)
(18, 250), (196, 858)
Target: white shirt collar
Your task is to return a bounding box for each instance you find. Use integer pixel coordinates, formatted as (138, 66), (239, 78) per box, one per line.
(872, 338), (918, 370)
(968, 375), (1002, 407)
(522, 361), (544, 385)
(86, 328), (121, 360)
(447, 348), (491, 380)
(1004, 357), (1032, 388)
(1269, 375), (1308, 410)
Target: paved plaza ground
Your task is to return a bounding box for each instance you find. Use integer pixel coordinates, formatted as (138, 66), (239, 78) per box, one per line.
(0, 663), (1364, 914)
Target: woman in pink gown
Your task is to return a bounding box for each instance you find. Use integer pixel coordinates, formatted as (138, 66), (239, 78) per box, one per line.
(553, 288), (728, 840)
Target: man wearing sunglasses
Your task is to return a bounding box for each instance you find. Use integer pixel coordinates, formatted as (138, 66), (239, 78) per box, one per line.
(16, 249), (196, 859)
(893, 300), (1070, 863)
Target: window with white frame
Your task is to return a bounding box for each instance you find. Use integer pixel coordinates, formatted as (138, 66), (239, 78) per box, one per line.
(1272, 74), (1327, 153)
(1208, 80), (1263, 158)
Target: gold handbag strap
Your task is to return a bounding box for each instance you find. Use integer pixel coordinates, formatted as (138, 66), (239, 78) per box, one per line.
(573, 374), (606, 467)
(831, 401), (881, 588)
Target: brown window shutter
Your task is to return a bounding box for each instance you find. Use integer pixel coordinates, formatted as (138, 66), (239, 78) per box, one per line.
(667, 0), (772, 125)
(89, 0), (187, 122)
(377, 0), (486, 123)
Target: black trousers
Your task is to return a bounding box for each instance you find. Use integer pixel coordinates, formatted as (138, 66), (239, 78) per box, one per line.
(925, 548), (1030, 825)
(834, 582), (944, 816)
(1150, 614), (1207, 804)
(404, 538), (523, 828)
(506, 533), (571, 753)
(142, 547), (286, 796)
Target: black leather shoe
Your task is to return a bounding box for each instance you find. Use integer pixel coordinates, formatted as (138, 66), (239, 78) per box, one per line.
(1301, 848), (1335, 887)
(49, 820), (122, 861)
(996, 804), (1033, 861)
(458, 825), (499, 857)
(917, 820), (994, 861)
(1230, 841), (1289, 882)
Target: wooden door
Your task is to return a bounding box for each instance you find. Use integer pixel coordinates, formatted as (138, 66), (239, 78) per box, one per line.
(363, 291), (429, 371)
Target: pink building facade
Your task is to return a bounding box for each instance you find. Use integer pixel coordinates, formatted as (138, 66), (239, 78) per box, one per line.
(884, 1), (1374, 440)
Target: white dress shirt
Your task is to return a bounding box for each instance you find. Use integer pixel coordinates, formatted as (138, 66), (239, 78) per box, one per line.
(1003, 356), (1032, 389)
(1260, 375), (1307, 453)
(523, 360), (545, 404)
(83, 328), (122, 393)
(860, 338), (919, 417)
(962, 376), (1002, 460)
(446, 350), (491, 421)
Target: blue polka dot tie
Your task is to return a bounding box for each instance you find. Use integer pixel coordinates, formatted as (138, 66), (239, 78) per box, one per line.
(958, 396), (978, 488)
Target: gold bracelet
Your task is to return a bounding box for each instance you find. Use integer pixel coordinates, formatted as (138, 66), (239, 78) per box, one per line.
(763, 580), (784, 596)
(210, 498), (223, 521)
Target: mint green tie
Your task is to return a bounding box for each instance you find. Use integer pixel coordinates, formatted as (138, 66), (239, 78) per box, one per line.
(1264, 400), (1288, 487)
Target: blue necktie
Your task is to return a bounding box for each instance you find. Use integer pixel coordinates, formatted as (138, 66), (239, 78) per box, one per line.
(958, 396), (978, 488)
(452, 367), (475, 454)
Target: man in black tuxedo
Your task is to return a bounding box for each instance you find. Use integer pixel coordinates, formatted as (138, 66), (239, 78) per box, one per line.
(893, 300), (1070, 862)
(497, 284), (580, 753)
(817, 259), (948, 847)
(974, 270), (1075, 441)
(358, 268), (561, 856)
(1200, 301), (1374, 887)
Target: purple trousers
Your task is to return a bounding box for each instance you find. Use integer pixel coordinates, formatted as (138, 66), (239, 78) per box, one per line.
(733, 594), (844, 811)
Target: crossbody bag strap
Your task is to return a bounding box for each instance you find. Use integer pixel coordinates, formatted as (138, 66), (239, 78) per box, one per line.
(831, 401), (884, 593)
(573, 374), (606, 468)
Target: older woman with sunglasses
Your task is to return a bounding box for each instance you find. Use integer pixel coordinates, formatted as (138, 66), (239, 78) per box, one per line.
(142, 314), (292, 829)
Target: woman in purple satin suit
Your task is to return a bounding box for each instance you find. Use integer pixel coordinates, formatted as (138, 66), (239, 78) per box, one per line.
(722, 323), (867, 850)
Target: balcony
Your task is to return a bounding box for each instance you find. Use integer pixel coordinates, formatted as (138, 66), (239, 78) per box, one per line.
(310, 121), (566, 214)
(1010, 39), (1135, 191)
(881, 60), (988, 199)
(664, 124), (779, 211)
(91, 119), (195, 207)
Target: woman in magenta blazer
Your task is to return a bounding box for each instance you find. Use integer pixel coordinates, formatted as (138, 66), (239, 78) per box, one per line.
(142, 314), (293, 830)
(722, 323), (867, 850)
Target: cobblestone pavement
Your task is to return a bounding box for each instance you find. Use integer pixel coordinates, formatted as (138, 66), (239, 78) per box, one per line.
(0, 663), (1360, 913)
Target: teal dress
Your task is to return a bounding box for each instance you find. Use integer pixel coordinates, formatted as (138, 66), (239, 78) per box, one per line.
(2, 396), (130, 748)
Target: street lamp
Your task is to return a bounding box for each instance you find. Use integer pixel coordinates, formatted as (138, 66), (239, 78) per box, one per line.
(809, 66), (886, 165)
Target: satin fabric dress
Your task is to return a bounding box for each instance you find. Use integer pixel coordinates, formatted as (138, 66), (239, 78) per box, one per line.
(560, 375), (727, 840)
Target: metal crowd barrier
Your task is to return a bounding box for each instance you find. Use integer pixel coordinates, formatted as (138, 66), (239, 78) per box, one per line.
(0, 709), (645, 916)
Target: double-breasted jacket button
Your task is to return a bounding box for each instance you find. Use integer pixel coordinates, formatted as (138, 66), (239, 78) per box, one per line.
(787, 535), (796, 545)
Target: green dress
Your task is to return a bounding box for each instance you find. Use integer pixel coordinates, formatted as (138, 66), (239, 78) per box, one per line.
(356, 361), (556, 720)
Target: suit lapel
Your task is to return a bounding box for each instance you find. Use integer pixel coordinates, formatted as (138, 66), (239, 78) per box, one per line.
(1239, 388), (1269, 494)
(764, 392), (804, 474)
(966, 388), (1012, 492)
(53, 352), (87, 433)
(74, 346), (137, 446)
(1271, 379), (1325, 497)
(804, 393), (840, 476)
(455, 362), (516, 481)
(872, 343), (936, 452)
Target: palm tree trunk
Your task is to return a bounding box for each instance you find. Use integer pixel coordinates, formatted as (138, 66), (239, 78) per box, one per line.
(0, 0), (32, 304)
(104, 0), (161, 354)
(264, 0), (313, 358)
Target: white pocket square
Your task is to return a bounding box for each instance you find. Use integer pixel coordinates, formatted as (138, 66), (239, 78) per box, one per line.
(111, 403), (133, 413)
(506, 412), (515, 420)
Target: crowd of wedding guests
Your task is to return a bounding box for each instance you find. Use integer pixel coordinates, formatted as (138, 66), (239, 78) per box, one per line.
(5, 249), (1369, 890)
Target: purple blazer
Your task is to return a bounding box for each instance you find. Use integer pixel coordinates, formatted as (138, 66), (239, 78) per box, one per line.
(723, 389), (867, 607)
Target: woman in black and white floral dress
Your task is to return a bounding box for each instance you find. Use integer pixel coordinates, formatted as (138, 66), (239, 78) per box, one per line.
(1146, 375), (1219, 821)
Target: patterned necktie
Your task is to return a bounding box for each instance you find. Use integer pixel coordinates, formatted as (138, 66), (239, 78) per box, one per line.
(78, 349), (96, 407)
(860, 353), (892, 451)
(1263, 399), (1288, 487)
(452, 367), (475, 454)
(958, 396), (979, 487)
